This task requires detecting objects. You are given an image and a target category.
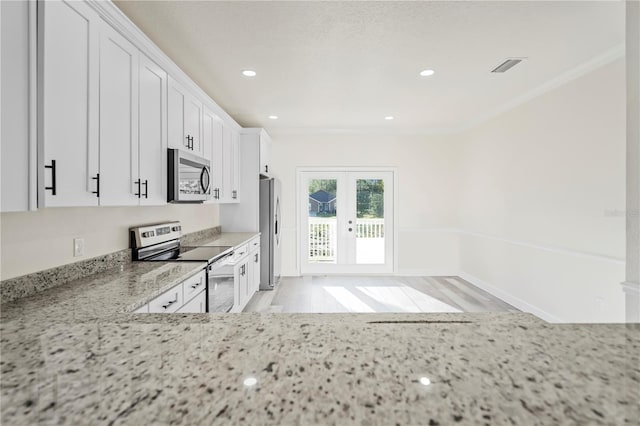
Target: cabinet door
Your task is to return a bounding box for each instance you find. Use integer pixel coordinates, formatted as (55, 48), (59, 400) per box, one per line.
(247, 248), (260, 297)
(234, 260), (250, 310)
(251, 248), (261, 293)
(203, 108), (223, 201)
(40, 0), (100, 207)
(138, 54), (167, 206)
(167, 77), (186, 151)
(177, 290), (206, 313)
(231, 128), (240, 202)
(221, 124), (233, 202)
(98, 22), (139, 206)
(259, 132), (271, 177)
(184, 93), (202, 155)
(1, 0), (33, 212)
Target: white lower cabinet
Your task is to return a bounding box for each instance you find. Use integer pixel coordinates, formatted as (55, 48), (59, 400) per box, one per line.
(177, 290), (206, 313)
(148, 284), (183, 313)
(230, 237), (261, 312)
(234, 258), (250, 310)
(142, 270), (206, 314)
(248, 244), (261, 296)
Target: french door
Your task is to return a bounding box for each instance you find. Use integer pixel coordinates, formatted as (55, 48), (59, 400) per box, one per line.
(299, 170), (394, 274)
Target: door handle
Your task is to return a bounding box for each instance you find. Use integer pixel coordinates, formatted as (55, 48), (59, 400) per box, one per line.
(200, 167), (210, 194)
(143, 180), (148, 198)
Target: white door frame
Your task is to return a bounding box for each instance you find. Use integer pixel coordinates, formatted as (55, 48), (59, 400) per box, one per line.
(296, 167), (398, 275)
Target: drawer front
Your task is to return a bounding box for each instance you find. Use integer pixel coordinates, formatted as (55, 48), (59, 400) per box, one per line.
(248, 236), (261, 251)
(182, 270), (206, 303)
(176, 290), (206, 313)
(148, 283), (183, 313)
(231, 243), (249, 262)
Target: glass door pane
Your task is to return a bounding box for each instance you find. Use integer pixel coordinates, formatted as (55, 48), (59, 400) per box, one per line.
(307, 178), (338, 264)
(355, 179), (385, 264)
(299, 170), (393, 275)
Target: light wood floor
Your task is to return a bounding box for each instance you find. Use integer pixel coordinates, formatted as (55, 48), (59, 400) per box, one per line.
(243, 276), (519, 313)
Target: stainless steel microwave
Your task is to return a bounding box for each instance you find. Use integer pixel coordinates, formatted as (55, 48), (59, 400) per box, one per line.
(168, 149), (210, 203)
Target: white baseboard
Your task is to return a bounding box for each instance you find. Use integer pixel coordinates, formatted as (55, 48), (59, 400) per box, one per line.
(458, 271), (563, 323)
(394, 269), (458, 277)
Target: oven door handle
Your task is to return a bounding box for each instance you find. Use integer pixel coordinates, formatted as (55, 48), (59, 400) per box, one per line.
(200, 166), (210, 194)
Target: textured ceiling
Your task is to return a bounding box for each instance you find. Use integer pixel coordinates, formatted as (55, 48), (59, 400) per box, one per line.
(114, 0), (624, 132)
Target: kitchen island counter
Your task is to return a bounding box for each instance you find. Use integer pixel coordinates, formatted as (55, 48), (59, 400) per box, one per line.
(1, 271), (638, 426)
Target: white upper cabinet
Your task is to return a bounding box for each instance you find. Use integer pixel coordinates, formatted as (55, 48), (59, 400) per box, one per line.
(98, 22), (140, 206)
(203, 108), (224, 202)
(36, 0), (241, 209)
(1, 0), (35, 212)
(138, 54), (168, 206)
(259, 131), (272, 177)
(239, 128), (272, 177)
(39, 0), (100, 207)
(220, 124), (240, 203)
(168, 76), (203, 155)
(231, 128), (241, 202)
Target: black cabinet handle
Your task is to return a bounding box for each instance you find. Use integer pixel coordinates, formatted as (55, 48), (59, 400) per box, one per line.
(143, 180), (148, 198)
(186, 135), (194, 150)
(135, 179), (141, 198)
(162, 298), (177, 310)
(44, 160), (57, 195)
(91, 173), (100, 197)
(232, 190), (237, 199)
(254, 253), (259, 262)
(265, 165), (268, 173)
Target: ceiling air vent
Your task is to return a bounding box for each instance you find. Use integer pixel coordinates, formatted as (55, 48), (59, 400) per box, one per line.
(491, 58), (525, 73)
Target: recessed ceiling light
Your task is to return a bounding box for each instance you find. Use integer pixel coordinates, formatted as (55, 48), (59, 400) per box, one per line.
(384, 116), (394, 120)
(419, 377), (431, 386)
(268, 115), (278, 120)
(242, 70), (257, 77)
(419, 69), (435, 77)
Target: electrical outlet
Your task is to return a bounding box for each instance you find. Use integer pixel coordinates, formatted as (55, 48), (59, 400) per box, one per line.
(73, 238), (85, 257)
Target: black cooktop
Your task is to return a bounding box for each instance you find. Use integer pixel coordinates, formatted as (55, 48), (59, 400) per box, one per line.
(180, 246), (233, 262)
(148, 245), (233, 263)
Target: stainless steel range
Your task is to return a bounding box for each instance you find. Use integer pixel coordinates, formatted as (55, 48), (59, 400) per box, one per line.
(130, 222), (234, 312)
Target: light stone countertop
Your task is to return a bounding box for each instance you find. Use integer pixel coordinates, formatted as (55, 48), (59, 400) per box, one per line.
(0, 257), (638, 424)
(192, 232), (260, 248)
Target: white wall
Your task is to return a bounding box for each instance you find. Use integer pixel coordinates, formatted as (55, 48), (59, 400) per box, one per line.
(269, 133), (460, 277)
(0, 204), (219, 280)
(456, 58), (626, 322)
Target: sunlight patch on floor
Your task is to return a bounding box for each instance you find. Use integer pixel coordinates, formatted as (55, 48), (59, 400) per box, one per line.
(322, 286), (375, 312)
(356, 286), (461, 313)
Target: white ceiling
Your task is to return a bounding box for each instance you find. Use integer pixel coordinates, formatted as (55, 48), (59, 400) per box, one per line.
(114, 0), (624, 133)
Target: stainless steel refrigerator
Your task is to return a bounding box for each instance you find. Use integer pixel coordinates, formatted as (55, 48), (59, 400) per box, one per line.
(259, 178), (281, 290)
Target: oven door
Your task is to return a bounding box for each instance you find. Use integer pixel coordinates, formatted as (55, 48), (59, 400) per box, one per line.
(208, 262), (235, 313)
(168, 149), (211, 202)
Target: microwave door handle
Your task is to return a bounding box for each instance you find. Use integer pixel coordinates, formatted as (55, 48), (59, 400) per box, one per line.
(200, 167), (210, 194)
